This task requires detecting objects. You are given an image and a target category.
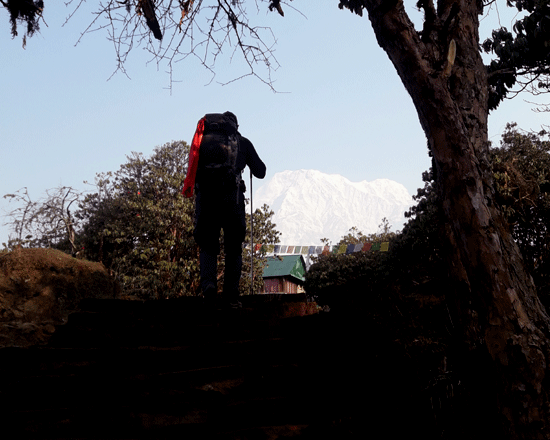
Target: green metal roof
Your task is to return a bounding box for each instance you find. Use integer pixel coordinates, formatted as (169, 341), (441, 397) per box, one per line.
(262, 255), (306, 282)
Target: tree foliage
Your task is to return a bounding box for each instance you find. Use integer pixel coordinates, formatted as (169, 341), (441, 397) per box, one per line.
(77, 141), (198, 298)
(241, 202), (281, 295)
(335, 218), (397, 246)
(306, 218), (398, 296)
(2, 0), (44, 41)
(483, 0), (550, 109)
(491, 123), (550, 297)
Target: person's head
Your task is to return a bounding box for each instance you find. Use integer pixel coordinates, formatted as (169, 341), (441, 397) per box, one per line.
(223, 111), (238, 129)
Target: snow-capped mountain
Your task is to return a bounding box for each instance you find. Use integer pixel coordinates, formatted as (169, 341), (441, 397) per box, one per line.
(253, 169), (414, 245)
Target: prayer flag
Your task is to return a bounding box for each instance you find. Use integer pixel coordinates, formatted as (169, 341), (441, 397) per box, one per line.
(354, 243), (363, 253)
(294, 246), (301, 254)
(371, 242), (381, 251)
(287, 246), (294, 254)
(280, 245), (287, 253)
(302, 246), (309, 255)
(362, 242), (372, 252)
(338, 245), (347, 254)
(254, 243), (262, 252)
(274, 245), (280, 253)
(315, 246), (323, 254)
(322, 245), (330, 256)
(381, 242), (389, 252)
(346, 244), (355, 255)
(267, 244), (274, 253)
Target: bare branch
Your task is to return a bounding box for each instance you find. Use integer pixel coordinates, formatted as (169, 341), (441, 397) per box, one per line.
(63, 0), (286, 90)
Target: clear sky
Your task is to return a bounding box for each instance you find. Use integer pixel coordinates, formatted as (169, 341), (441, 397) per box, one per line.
(1, 1), (548, 245)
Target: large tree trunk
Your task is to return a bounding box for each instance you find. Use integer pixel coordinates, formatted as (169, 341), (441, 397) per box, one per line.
(362, 0), (550, 437)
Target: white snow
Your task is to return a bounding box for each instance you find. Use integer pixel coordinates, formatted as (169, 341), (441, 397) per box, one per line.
(253, 169), (414, 245)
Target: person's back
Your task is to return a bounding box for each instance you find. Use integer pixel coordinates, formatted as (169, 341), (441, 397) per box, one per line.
(183, 111), (266, 308)
(196, 113), (241, 192)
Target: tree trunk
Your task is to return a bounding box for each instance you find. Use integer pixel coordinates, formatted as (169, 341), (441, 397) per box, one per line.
(362, 0), (550, 437)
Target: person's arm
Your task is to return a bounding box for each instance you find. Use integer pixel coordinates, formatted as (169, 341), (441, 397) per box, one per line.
(241, 136), (266, 179)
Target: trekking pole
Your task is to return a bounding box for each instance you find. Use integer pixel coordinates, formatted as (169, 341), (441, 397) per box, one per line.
(249, 169), (254, 296)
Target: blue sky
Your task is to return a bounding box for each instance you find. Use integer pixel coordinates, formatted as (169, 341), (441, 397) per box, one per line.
(1, 1), (548, 245)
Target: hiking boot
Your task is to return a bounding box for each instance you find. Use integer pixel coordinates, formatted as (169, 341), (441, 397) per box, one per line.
(221, 289), (241, 310)
(228, 300), (242, 309)
(203, 283), (217, 308)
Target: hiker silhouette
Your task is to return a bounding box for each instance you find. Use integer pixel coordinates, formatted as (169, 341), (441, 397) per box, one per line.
(183, 112), (266, 307)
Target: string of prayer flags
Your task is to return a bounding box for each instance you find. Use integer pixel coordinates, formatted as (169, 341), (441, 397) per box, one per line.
(244, 242), (390, 255)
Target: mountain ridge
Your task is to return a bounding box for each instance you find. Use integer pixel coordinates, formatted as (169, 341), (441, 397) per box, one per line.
(253, 169), (414, 245)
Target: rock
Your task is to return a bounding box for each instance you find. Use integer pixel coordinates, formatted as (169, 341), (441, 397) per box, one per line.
(0, 248), (120, 347)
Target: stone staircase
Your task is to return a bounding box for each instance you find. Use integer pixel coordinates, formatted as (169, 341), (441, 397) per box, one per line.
(0, 295), (428, 439)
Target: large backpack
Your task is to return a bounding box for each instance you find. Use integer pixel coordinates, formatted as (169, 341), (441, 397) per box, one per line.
(196, 113), (241, 190)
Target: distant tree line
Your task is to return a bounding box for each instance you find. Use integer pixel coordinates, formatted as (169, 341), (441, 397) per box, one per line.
(3, 141), (280, 299)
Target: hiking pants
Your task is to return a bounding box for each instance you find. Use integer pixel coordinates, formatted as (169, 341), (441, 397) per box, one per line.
(193, 187), (246, 300)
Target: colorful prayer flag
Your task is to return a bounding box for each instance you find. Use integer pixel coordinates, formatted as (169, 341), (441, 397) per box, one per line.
(380, 242), (389, 252)
(274, 245), (280, 253)
(362, 242), (372, 252)
(346, 244), (355, 254)
(294, 246), (301, 254)
(287, 246), (294, 254)
(354, 243), (363, 253)
(338, 245), (347, 254)
(371, 242), (381, 251)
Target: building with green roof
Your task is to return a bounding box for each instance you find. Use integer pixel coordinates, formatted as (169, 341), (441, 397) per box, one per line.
(261, 255), (307, 294)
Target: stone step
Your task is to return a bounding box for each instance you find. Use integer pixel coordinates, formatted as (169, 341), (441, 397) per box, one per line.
(2, 343), (348, 438)
(46, 303), (326, 349)
(0, 299), (420, 439)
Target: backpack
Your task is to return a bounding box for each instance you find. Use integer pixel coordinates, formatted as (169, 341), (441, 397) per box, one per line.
(196, 113), (242, 190)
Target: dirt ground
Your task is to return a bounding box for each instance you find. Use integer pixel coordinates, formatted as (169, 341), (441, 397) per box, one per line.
(0, 248), (120, 347)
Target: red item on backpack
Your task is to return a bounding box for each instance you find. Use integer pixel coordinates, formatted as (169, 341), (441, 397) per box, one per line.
(182, 117), (205, 198)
